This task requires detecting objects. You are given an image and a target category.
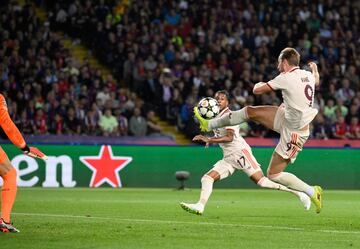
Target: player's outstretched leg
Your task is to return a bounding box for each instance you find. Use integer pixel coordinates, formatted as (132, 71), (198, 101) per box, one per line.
(208, 107), (249, 130)
(254, 173), (311, 210)
(196, 106), (279, 132)
(193, 106), (249, 132)
(267, 153), (323, 213)
(268, 172), (323, 213)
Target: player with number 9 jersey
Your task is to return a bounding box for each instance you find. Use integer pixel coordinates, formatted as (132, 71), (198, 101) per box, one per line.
(193, 48), (323, 214)
(180, 90), (311, 216)
(267, 66), (318, 130)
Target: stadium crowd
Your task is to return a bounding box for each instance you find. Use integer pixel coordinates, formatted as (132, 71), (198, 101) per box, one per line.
(2, 0), (360, 140)
(0, 1), (164, 137)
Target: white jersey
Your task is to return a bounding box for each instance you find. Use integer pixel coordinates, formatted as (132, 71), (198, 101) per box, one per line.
(213, 107), (251, 157)
(267, 67), (318, 130)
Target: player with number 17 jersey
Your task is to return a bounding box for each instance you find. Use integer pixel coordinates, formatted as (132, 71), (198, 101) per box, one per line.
(213, 108), (252, 159)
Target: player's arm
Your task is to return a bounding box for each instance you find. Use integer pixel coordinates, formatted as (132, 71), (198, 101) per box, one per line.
(0, 95), (47, 160)
(308, 62), (320, 86)
(192, 129), (234, 146)
(253, 82), (273, 95)
(254, 74), (286, 95)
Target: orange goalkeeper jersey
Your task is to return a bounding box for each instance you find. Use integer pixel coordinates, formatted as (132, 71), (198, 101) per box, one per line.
(0, 94), (26, 148)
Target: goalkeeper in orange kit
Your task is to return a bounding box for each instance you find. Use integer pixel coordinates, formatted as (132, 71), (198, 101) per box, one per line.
(0, 94), (47, 233)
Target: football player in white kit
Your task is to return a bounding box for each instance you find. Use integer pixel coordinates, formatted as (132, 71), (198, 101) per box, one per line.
(180, 90), (311, 215)
(194, 48), (323, 213)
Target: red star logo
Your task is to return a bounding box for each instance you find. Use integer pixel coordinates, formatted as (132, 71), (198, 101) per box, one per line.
(80, 145), (132, 187)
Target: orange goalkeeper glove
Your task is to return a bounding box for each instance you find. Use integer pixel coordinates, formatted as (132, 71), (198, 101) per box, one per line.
(21, 145), (48, 161)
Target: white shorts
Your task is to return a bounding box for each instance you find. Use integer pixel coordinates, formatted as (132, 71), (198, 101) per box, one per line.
(273, 105), (309, 163)
(209, 148), (262, 179)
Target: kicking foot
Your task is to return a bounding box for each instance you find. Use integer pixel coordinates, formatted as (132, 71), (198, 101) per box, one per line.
(193, 107), (210, 132)
(180, 202), (204, 215)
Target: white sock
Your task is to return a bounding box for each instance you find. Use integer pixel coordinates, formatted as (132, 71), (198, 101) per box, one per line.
(209, 107), (248, 130)
(198, 175), (215, 207)
(257, 176), (298, 196)
(268, 172), (315, 197)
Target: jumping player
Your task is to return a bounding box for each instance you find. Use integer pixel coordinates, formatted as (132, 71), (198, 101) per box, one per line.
(0, 94), (47, 233)
(194, 48), (323, 213)
(180, 90), (311, 215)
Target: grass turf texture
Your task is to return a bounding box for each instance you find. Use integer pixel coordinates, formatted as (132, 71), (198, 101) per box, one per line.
(1, 188), (359, 249)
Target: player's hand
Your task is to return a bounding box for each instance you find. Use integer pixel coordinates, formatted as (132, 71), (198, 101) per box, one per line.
(308, 62), (318, 72)
(192, 135), (209, 143)
(192, 135), (210, 148)
(24, 147), (48, 161)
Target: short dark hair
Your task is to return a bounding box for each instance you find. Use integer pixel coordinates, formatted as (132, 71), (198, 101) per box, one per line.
(279, 47), (300, 66)
(215, 90), (230, 101)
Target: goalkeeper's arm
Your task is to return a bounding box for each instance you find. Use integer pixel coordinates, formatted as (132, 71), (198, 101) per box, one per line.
(0, 94), (47, 160)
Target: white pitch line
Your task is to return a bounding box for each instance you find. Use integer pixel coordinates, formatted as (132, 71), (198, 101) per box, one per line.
(13, 212), (360, 235)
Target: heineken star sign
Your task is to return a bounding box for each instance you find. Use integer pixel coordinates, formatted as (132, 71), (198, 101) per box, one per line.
(0, 145), (133, 188)
(0, 144), (359, 189)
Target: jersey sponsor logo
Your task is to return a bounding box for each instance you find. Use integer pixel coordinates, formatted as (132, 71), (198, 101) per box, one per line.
(301, 77), (310, 83)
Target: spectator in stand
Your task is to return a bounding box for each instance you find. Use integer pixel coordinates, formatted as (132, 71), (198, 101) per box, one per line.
(323, 99), (337, 123)
(64, 107), (81, 135)
(146, 110), (162, 136)
(129, 107), (147, 136)
(312, 114), (331, 139)
(335, 78), (355, 105)
(85, 103), (102, 135)
(18, 111), (33, 135)
(96, 86), (111, 107)
(332, 116), (348, 139)
(347, 117), (360, 139)
(115, 109), (128, 136)
(49, 113), (64, 135)
(335, 99), (348, 118)
(33, 109), (48, 135)
(99, 109), (119, 136)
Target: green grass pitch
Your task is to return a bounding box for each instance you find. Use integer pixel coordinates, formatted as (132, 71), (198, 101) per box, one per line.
(1, 188), (359, 249)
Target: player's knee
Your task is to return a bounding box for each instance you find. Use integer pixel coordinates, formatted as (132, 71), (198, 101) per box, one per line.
(0, 163), (13, 177)
(202, 174), (215, 183)
(246, 106), (256, 119)
(1, 167), (17, 185)
(267, 171), (282, 180)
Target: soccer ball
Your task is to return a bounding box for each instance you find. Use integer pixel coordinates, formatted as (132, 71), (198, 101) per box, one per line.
(197, 97), (220, 119)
